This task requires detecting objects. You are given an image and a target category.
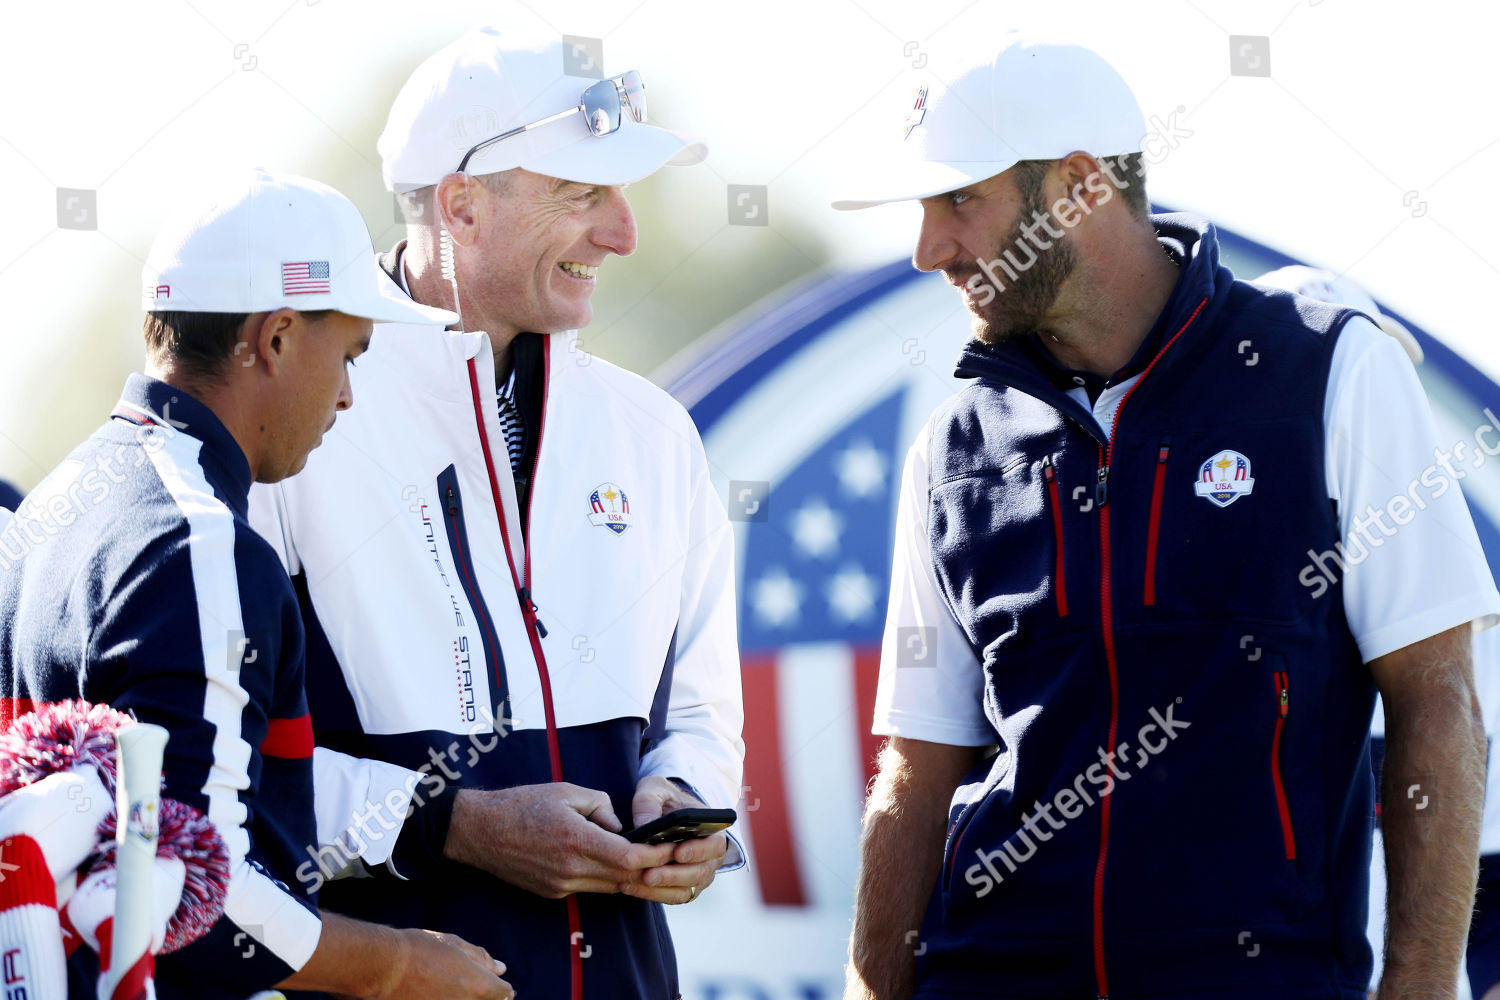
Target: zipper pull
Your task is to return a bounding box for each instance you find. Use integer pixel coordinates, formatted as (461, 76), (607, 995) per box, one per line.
(517, 587), (549, 638)
(1095, 465), (1110, 507)
(1158, 436), (1172, 463)
(445, 485), (459, 516)
(1042, 455), (1056, 482)
(1279, 673), (1290, 717)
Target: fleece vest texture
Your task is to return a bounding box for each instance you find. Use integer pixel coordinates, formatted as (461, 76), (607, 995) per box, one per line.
(918, 214), (1375, 999)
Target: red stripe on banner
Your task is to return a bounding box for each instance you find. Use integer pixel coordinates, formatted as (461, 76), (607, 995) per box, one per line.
(0, 837), (57, 909)
(850, 646), (884, 797)
(260, 715), (314, 759)
(740, 653), (806, 906)
(0, 698), (34, 731)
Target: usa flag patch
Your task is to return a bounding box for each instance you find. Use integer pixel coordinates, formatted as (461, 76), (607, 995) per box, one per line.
(282, 260), (330, 295)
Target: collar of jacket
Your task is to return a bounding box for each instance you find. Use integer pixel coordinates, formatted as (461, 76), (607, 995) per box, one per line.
(115, 372), (253, 511)
(952, 212), (1235, 432)
(374, 241), (570, 410)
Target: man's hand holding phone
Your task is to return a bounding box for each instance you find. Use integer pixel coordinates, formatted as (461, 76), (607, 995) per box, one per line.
(444, 783), (675, 899)
(622, 776), (736, 904)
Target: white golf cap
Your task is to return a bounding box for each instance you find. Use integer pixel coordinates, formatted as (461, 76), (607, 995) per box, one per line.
(832, 37), (1146, 211)
(1253, 265), (1423, 364)
(378, 27), (707, 193)
(141, 168), (457, 326)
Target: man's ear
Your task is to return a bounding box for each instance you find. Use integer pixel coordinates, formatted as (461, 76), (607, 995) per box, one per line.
(435, 172), (478, 246)
(1059, 150), (1112, 214)
(245, 308), (298, 377)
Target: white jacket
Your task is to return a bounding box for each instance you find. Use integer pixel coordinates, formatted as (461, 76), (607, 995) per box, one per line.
(250, 314), (744, 870)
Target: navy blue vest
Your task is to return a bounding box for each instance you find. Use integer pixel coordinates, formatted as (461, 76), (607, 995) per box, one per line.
(918, 215), (1375, 999)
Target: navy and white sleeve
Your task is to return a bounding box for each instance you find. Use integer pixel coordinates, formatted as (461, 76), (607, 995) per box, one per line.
(85, 532), (322, 993)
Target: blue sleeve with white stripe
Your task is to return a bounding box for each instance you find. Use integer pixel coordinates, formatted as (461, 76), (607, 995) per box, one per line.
(83, 527), (322, 993)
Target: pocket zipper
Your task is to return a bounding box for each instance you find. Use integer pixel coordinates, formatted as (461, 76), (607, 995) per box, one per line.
(1271, 670), (1297, 860)
(1042, 456), (1068, 617)
(1144, 437), (1170, 606)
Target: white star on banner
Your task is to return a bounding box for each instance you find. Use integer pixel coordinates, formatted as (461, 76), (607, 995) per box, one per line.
(836, 441), (887, 500)
(825, 563), (877, 624)
(752, 567), (804, 628)
(790, 497), (844, 560)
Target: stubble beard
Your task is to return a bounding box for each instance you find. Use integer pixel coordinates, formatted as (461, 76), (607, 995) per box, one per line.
(969, 188), (1076, 346)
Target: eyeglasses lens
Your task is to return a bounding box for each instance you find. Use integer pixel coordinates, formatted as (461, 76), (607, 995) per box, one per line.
(580, 79), (622, 137)
(620, 70), (646, 123)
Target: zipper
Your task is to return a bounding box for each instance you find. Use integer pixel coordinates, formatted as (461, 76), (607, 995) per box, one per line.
(1143, 437), (1171, 606)
(1089, 297), (1207, 1000)
(1271, 670), (1296, 860)
(1042, 457), (1069, 616)
(1092, 436), (1120, 1000)
(466, 348), (582, 1000)
(944, 789), (987, 890)
(437, 468), (509, 725)
(516, 587), (549, 638)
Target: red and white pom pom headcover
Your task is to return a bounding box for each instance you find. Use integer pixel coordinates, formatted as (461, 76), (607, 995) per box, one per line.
(0, 702), (230, 1000)
(0, 700), (131, 796)
(69, 798), (231, 956)
(0, 701), (129, 1000)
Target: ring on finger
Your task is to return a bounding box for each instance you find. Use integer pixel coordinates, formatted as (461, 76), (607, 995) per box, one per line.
(688, 884), (698, 902)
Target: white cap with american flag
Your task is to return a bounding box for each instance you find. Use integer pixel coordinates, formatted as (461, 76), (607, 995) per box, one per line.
(140, 167), (456, 326)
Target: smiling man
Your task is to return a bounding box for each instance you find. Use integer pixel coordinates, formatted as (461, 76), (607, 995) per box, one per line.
(248, 29), (744, 1000)
(834, 38), (1499, 1000)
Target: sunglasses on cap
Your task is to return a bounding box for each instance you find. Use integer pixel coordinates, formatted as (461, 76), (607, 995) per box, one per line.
(456, 70), (647, 173)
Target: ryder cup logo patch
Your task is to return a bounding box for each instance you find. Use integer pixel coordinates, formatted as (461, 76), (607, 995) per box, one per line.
(902, 85), (928, 140)
(1193, 449), (1255, 508)
(588, 482), (632, 535)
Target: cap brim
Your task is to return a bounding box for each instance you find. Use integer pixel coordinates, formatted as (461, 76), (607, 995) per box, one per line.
(523, 120), (707, 186)
(344, 264), (458, 326)
(830, 157), (1018, 211)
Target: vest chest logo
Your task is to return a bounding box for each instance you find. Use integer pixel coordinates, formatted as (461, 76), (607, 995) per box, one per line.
(1194, 449), (1255, 507)
(588, 482), (632, 535)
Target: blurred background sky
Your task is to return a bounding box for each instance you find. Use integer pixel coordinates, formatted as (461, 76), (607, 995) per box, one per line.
(1, 0), (1496, 487)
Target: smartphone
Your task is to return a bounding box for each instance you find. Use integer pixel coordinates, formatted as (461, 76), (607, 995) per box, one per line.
(624, 807), (737, 845)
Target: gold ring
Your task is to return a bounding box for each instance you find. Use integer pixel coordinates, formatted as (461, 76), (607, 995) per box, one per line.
(688, 884), (698, 901)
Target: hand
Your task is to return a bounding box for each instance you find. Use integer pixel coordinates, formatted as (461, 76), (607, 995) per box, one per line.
(283, 914), (510, 999)
(368, 928), (512, 1000)
(621, 776), (729, 904)
(444, 783), (674, 898)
